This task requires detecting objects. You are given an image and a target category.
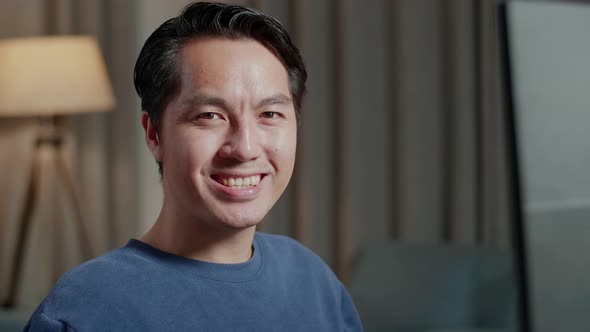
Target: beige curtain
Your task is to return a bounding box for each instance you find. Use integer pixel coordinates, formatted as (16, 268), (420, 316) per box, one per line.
(0, 0), (512, 307)
(248, 0), (514, 279)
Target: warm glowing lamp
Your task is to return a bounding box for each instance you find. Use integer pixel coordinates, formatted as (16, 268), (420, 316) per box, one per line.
(0, 36), (115, 307)
(0, 36), (115, 116)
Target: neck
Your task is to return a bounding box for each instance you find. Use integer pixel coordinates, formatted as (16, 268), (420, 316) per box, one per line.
(141, 201), (256, 264)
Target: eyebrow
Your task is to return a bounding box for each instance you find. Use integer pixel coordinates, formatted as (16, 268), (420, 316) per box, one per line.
(181, 94), (229, 110)
(181, 93), (293, 111)
(255, 94), (293, 108)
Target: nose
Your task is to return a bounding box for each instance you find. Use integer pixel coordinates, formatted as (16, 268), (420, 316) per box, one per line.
(218, 119), (262, 162)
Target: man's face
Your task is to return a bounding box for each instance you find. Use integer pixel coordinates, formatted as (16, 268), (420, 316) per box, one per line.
(145, 37), (297, 231)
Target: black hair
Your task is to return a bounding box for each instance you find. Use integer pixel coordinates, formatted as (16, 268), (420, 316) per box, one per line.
(133, 2), (307, 176)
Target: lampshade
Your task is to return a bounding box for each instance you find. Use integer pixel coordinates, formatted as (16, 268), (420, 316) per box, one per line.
(0, 36), (115, 117)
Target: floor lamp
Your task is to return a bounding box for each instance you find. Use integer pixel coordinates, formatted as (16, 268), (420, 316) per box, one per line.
(0, 36), (115, 308)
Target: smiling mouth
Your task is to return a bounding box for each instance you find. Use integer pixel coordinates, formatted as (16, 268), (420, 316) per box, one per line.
(211, 174), (263, 189)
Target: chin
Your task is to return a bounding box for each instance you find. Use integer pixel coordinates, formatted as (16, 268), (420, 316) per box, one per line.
(213, 209), (267, 230)
(216, 218), (261, 231)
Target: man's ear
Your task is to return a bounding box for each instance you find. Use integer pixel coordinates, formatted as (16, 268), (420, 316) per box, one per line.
(141, 112), (162, 162)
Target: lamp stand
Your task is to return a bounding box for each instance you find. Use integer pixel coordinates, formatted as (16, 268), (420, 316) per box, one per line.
(2, 116), (96, 308)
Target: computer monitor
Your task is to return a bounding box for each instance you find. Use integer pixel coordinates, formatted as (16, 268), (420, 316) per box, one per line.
(502, 1), (590, 332)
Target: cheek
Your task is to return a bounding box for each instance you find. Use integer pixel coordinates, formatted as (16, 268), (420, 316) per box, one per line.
(165, 130), (223, 172)
(267, 125), (297, 168)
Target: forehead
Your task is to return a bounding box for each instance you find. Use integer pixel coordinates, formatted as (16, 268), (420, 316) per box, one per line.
(177, 37), (289, 89)
(162, 37), (294, 120)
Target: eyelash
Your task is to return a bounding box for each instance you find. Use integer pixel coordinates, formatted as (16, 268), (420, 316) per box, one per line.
(197, 112), (223, 120)
(193, 111), (284, 122)
(260, 111), (279, 119)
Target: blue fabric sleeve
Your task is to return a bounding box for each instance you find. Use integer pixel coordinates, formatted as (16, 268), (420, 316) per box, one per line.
(23, 312), (76, 332)
(341, 285), (364, 331)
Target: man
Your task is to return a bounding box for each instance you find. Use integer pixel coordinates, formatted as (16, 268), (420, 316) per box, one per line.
(24, 2), (362, 331)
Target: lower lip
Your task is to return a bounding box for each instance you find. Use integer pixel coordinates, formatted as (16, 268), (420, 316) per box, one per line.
(210, 176), (264, 199)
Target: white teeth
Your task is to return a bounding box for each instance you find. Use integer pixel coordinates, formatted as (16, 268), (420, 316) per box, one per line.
(220, 175), (262, 188)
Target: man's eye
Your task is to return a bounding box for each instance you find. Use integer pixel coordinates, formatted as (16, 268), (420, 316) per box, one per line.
(197, 112), (220, 120)
(261, 111), (278, 119)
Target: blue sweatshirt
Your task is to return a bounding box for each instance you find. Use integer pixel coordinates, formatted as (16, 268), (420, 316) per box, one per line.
(24, 232), (363, 331)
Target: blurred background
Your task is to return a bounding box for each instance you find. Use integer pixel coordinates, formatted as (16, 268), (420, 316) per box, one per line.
(2, 0), (586, 331)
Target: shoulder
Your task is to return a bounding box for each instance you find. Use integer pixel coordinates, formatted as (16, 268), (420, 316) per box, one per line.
(255, 232), (340, 281)
(255, 231), (304, 249)
(255, 233), (363, 330)
(26, 243), (165, 330)
(24, 310), (77, 332)
(32, 245), (145, 315)
(255, 232), (321, 262)
(57, 244), (143, 287)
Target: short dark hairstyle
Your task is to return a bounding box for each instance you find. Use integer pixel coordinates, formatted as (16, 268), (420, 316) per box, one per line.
(133, 2), (307, 176)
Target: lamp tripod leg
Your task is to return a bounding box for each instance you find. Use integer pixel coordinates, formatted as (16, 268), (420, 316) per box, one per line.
(2, 145), (40, 308)
(57, 147), (96, 260)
